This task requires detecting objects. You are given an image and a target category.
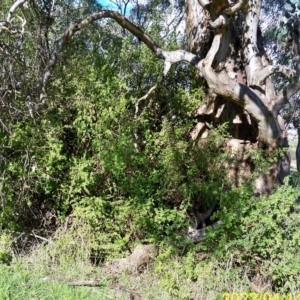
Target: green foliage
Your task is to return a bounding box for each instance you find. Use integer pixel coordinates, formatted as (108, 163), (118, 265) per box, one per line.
(241, 182), (300, 288)
(201, 179), (300, 291)
(0, 263), (110, 300)
(0, 14), (231, 260)
(2, 0), (300, 294)
(0, 232), (13, 265)
(155, 248), (198, 298)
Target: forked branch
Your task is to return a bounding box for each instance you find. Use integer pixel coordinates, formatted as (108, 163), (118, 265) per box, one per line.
(223, 0), (247, 15)
(274, 82), (300, 114)
(272, 57), (300, 114)
(0, 0), (27, 33)
(6, 0), (27, 23)
(38, 10), (200, 104)
(255, 65), (295, 86)
(208, 0), (247, 28)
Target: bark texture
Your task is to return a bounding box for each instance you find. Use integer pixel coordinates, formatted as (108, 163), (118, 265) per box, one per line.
(185, 0), (294, 193)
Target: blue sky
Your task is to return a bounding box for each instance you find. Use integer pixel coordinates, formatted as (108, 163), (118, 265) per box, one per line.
(99, 0), (117, 8)
(98, 0), (133, 11)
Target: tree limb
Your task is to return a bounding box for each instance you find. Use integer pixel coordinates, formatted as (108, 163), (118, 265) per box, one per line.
(38, 10), (200, 104)
(272, 57), (300, 109)
(274, 82), (300, 114)
(243, 0), (262, 85)
(200, 33), (282, 145)
(208, 0), (247, 29)
(0, 0), (27, 34)
(255, 65), (295, 86)
(135, 61), (172, 109)
(6, 0), (27, 23)
(223, 0), (247, 15)
(209, 14), (231, 29)
(187, 221), (222, 243)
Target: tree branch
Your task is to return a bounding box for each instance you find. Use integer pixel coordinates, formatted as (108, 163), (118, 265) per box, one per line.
(6, 0), (27, 23)
(187, 221), (222, 243)
(243, 0), (262, 85)
(223, 0), (247, 15)
(200, 33), (282, 146)
(0, 0), (27, 34)
(272, 57), (300, 114)
(255, 65), (296, 86)
(135, 61), (172, 107)
(274, 82), (300, 114)
(208, 0), (247, 29)
(38, 10), (200, 104)
(209, 14), (230, 29)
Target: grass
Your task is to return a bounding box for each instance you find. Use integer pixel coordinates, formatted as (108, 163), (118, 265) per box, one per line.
(0, 263), (112, 300)
(0, 256), (251, 300)
(0, 231), (254, 300)
(0, 233), (281, 300)
(1, 233), (300, 299)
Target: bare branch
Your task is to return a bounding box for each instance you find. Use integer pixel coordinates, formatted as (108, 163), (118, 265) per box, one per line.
(0, 0), (27, 34)
(197, 0), (212, 9)
(38, 10), (200, 104)
(223, 0), (247, 15)
(272, 57), (300, 113)
(31, 232), (50, 242)
(209, 14), (230, 29)
(274, 82), (300, 114)
(0, 25), (14, 34)
(243, 0), (262, 85)
(208, 0), (247, 29)
(17, 15), (26, 34)
(200, 33), (282, 145)
(134, 60), (172, 129)
(255, 65), (296, 86)
(202, 32), (222, 68)
(6, 0), (27, 23)
(187, 221), (222, 243)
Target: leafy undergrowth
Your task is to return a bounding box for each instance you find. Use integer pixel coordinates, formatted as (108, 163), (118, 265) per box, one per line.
(2, 180), (300, 299)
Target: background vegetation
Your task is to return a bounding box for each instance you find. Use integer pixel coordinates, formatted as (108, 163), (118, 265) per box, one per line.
(1, 0), (300, 298)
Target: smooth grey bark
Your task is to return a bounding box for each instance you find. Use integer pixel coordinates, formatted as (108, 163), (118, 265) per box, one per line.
(185, 0), (295, 147)
(297, 128), (300, 184)
(185, 0), (296, 192)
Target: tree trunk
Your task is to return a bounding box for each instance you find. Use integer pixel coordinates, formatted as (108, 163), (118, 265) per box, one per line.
(185, 0), (290, 194)
(296, 128), (300, 184)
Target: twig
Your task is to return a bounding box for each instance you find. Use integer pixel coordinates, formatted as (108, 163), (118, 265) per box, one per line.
(41, 276), (103, 286)
(31, 232), (50, 242)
